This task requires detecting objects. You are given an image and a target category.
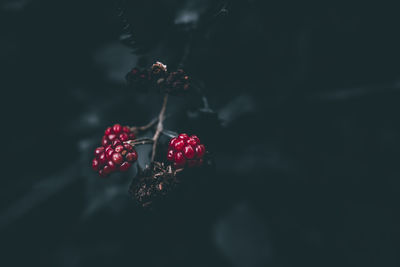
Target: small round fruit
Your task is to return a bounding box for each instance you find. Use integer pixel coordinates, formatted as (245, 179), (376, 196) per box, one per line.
(106, 149), (114, 160)
(105, 127), (112, 135)
(107, 160), (117, 171)
(113, 124), (122, 135)
(196, 144), (205, 158)
(174, 140), (185, 151)
(126, 151), (138, 162)
(92, 158), (99, 171)
(187, 138), (198, 146)
(184, 145), (195, 159)
(94, 147), (104, 156)
(120, 162), (131, 171)
(98, 153), (107, 165)
(178, 133), (189, 140)
(174, 152), (186, 167)
(169, 137), (178, 149)
(167, 150), (175, 161)
(119, 133), (128, 141)
(114, 145), (124, 153)
(112, 153), (123, 165)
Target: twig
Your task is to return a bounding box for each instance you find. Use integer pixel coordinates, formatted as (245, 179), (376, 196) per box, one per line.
(125, 138), (154, 147)
(151, 94), (169, 161)
(130, 117), (158, 134)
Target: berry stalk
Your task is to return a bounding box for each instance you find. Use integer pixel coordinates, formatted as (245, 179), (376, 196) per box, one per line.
(151, 94), (169, 161)
(125, 138), (154, 146)
(129, 117), (158, 135)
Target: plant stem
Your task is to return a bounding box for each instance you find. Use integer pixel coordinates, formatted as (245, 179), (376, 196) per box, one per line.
(151, 94), (169, 161)
(130, 117), (158, 134)
(125, 138), (154, 146)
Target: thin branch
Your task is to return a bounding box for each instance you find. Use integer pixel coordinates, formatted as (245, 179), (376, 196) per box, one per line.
(151, 94), (169, 161)
(125, 138), (154, 147)
(130, 117), (158, 135)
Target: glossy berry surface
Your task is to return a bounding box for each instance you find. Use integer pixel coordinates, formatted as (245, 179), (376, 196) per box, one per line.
(92, 123), (138, 177)
(167, 133), (206, 168)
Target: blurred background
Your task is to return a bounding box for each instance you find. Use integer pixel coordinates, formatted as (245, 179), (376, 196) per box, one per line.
(1, 0), (400, 266)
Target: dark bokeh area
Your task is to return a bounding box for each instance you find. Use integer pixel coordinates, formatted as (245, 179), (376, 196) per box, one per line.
(1, 0), (400, 266)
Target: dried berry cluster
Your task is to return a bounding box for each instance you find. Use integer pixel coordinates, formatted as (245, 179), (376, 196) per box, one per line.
(167, 133), (206, 168)
(129, 162), (180, 207)
(92, 124), (138, 177)
(126, 61), (190, 95)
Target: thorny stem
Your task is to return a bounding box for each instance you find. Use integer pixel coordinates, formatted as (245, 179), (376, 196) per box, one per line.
(151, 94), (169, 161)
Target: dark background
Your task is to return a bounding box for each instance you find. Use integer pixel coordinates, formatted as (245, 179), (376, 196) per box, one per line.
(1, 0), (400, 266)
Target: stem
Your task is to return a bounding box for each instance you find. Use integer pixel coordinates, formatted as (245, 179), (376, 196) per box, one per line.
(125, 138), (154, 146)
(130, 117), (158, 134)
(151, 94), (169, 161)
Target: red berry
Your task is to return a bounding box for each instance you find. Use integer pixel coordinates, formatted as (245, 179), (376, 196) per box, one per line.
(108, 134), (116, 141)
(129, 133), (136, 139)
(113, 124), (122, 135)
(105, 127), (112, 135)
(106, 149), (114, 160)
(114, 145), (124, 153)
(174, 152), (186, 167)
(107, 160), (117, 171)
(178, 133), (189, 141)
(103, 165), (111, 174)
(167, 150), (174, 161)
(190, 135), (200, 144)
(94, 147), (104, 156)
(119, 162), (131, 171)
(184, 145), (195, 159)
(196, 144), (205, 158)
(169, 137), (178, 149)
(187, 138), (198, 146)
(119, 133), (128, 141)
(98, 153), (107, 165)
(102, 136), (109, 146)
(112, 153), (123, 165)
(126, 151), (138, 162)
(174, 140), (185, 151)
(122, 126), (130, 133)
(112, 139), (122, 147)
(124, 143), (133, 151)
(92, 158), (99, 171)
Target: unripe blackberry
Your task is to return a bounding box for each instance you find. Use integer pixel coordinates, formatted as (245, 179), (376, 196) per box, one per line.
(92, 123), (138, 177)
(129, 162), (178, 208)
(163, 69), (190, 95)
(167, 133), (206, 169)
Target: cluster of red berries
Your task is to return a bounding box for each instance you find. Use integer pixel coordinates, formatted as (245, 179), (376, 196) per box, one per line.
(125, 61), (190, 95)
(167, 133), (206, 168)
(92, 124), (138, 177)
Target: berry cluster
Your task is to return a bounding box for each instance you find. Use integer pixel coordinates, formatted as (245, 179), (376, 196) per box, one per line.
(125, 61), (190, 95)
(167, 133), (206, 168)
(92, 124), (138, 177)
(164, 69), (190, 95)
(130, 162), (177, 208)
